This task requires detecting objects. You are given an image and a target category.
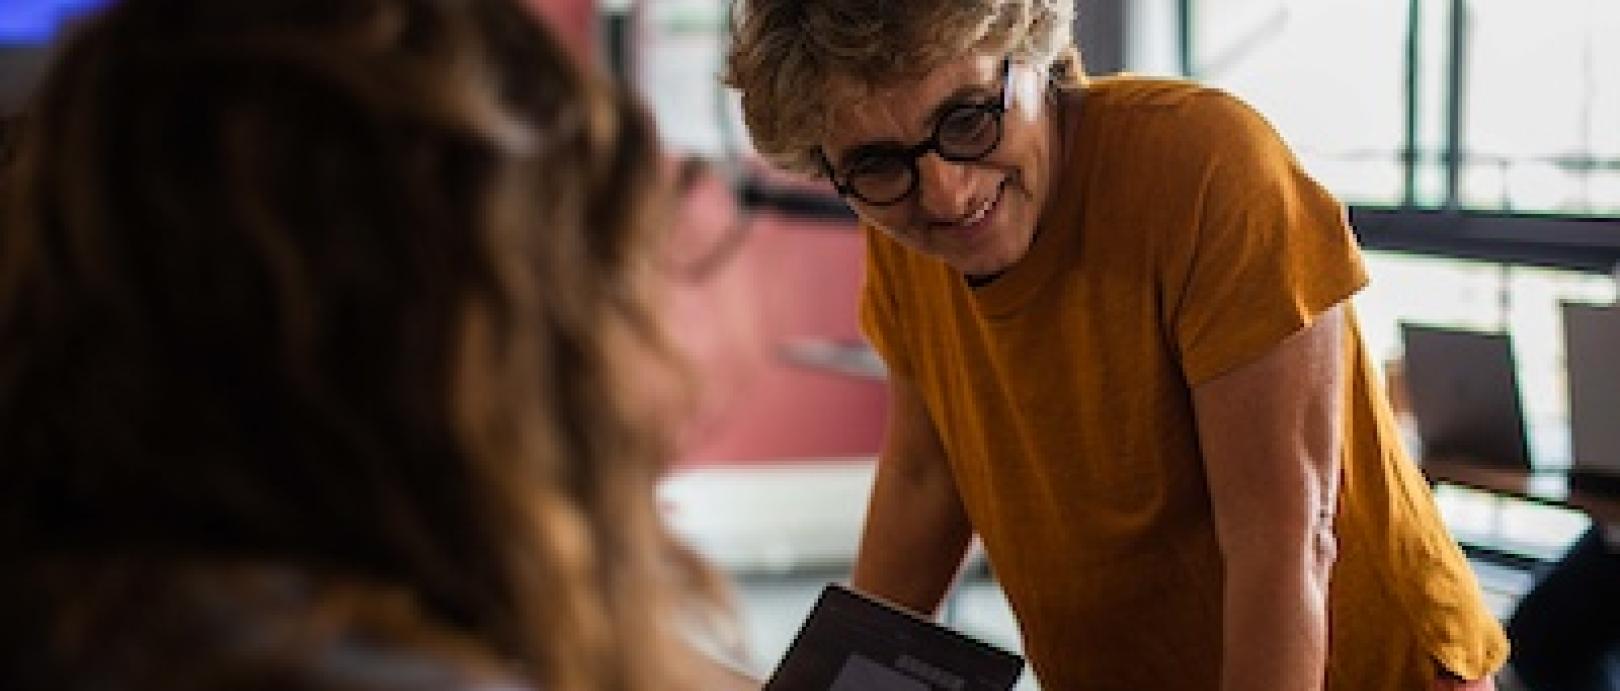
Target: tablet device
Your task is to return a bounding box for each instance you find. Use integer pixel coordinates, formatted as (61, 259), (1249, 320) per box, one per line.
(764, 584), (1024, 691)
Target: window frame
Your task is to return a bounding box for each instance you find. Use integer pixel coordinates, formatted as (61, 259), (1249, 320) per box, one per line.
(1177, 0), (1620, 275)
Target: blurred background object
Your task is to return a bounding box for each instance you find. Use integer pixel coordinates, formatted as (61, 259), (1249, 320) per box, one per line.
(0, 0), (107, 112)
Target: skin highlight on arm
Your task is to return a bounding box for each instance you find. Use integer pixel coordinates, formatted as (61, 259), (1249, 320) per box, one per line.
(851, 373), (976, 617)
(1194, 304), (1348, 691)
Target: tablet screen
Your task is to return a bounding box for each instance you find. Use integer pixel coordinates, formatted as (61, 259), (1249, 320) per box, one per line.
(765, 584), (1024, 691)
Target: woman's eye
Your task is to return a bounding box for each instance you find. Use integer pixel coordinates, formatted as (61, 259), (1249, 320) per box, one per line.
(940, 107), (992, 142)
(849, 155), (906, 179)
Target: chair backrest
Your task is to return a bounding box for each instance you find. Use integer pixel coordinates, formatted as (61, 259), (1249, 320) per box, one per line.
(1399, 323), (1531, 469)
(1562, 301), (1620, 490)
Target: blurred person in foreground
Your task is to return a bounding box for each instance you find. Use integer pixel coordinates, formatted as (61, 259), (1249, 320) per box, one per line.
(1506, 524), (1620, 691)
(0, 0), (748, 689)
(725, 1), (1505, 689)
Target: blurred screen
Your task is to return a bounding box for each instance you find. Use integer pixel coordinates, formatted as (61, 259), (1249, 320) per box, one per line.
(0, 0), (111, 113)
(0, 0), (109, 44)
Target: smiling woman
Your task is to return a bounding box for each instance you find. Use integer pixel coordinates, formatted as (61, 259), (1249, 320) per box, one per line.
(815, 51), (1060, 278)
(725, 1), (1509, 689)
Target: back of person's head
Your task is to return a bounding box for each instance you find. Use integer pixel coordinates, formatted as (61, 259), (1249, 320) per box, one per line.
(0, 0), (722, 688)
(0, 116), (17, 164)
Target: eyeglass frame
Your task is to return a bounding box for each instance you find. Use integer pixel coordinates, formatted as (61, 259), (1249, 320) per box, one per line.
(818, 57), (1014, 207)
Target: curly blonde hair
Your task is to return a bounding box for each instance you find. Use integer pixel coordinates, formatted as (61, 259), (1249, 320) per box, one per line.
(724, 0), (1084, 176)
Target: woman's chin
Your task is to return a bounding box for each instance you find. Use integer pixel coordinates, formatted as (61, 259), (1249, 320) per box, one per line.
(951, 234), (1033, 278)
(949, 252), (1012, 279)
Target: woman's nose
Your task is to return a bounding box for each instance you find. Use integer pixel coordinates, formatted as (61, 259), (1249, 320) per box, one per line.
(915, 153), (975, 220)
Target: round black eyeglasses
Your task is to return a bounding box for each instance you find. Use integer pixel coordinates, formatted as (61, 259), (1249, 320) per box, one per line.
(822, 59), (1013, 207)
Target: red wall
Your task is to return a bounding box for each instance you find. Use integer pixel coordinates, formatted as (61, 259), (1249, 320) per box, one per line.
(523, 0), (596, 65)
(524, 0), (888, 467)
(663, 172), (888, 467)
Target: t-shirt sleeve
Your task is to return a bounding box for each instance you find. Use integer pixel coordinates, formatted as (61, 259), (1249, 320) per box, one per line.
(858, 224), (915, 380)
(1161, 90), (1369, 387)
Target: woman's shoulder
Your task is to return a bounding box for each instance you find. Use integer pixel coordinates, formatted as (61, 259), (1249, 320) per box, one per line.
(1072, 76), (1296, 188)
(1078, 76), (1282, 154)
(1080, 75), (1256, 122)
(0, 556), (534, 691)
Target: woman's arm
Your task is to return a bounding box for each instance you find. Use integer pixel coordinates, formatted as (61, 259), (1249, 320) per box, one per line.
(1194, 304), (1347, 691)
(851, 373), (975, 616)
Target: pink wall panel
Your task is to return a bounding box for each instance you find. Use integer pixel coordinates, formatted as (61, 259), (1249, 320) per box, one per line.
(522, 0), (595, 65)
(507, 4), (886, 466)
(664, 174), (888, 467)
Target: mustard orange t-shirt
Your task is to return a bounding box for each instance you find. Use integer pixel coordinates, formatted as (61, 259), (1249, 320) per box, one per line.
(859, 77), (1507, 690)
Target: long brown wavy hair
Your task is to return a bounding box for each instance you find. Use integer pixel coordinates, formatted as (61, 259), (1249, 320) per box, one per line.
(0, 0), (725, 689)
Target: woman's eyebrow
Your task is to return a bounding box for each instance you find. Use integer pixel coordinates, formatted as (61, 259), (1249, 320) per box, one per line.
(831, 76), (998, 169)
(918, 81), (997, 131)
